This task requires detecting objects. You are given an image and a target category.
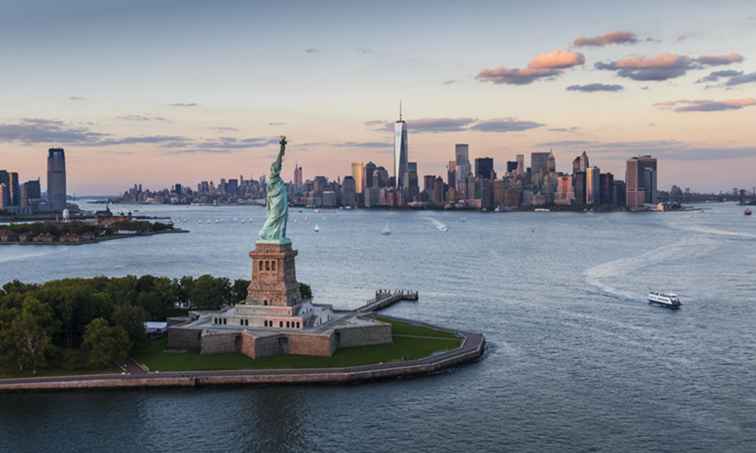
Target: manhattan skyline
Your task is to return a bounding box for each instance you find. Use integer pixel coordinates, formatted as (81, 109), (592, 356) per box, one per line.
(1, 1), (756, 194)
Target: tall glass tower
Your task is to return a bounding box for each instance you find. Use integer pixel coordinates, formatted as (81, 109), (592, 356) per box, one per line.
(47, 148), (67, 212)
(393, 104), (408, 189)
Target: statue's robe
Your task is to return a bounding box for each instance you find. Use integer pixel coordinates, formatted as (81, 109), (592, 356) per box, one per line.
(259, 174), (288, 241)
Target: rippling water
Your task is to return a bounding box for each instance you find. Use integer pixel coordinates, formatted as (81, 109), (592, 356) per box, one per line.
(1, 202), (755, 452)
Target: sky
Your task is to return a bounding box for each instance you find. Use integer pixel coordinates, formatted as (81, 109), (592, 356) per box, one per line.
(1, 0), (755, 194)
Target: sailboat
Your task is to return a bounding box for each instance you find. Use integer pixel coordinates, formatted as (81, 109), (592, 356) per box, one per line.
(381, 223), (391, 236)
(314, 224), (320, 233)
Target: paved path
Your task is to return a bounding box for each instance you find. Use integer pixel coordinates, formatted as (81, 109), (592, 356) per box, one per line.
(0, 322), (485, 391)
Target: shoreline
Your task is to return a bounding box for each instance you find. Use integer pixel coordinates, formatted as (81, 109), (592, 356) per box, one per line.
(0, 317), (485, 392)
(0, 228), (189, 247)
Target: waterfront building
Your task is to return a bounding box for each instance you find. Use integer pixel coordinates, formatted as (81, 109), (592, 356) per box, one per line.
(475, 157), (495, 180)
(506, 160), (518, 174)
(374, 166), (390, 188)
(555, 175), (575, 206)
(364, 161), (376, 189)
(408, 162), (419, 200)
(447, 161), (456, 189)
(600, 173), (615, 206)
(573, 171), (586, 209)
(0, 171), (9, 208)
(394, 108), (409, 189)
(293, 164), (303, 189)
(613, 180), (626, 208)
(8, 172), (20, 207)
(586, 166), (601, 206)
(531, 152), (550, 178)
(431, 177), (445, 206)
(0, 183), (7, 210)
(351, 162), (365, 194)
(20, 179), (42, 209)
(47, 148), (67, 212)
(455, 144), (471, 192)
(516, 154), (525, 177)
(572, 151), (589, 174)
(636, 155), (658, 203)
(341, 176), (356, 208)
(625, 158), (645, 209)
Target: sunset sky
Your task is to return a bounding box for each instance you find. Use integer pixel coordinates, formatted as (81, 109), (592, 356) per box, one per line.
(1, 0), (755, 194)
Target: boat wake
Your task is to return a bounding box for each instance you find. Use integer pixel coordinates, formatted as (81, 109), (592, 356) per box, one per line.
(427, 217), (448, 232)
(584, 237), (719, 303)
(663, 220), (756, 239)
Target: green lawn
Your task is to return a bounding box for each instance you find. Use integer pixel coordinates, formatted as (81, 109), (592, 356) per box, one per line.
(134, 318), (463, 372)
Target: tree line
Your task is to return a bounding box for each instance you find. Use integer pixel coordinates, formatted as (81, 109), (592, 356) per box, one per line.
(0, 274), (251, 376)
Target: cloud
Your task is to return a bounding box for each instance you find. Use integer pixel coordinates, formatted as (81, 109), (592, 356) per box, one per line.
(210, 126), (239, 132)
(304, 48), (319, 54)
(566, 83), (624, 92)
(726, 71), (756, 87)
(68, 96), (86, 101)
(697, 69), (744, 83)
(547, 127), (580, 133)
(409, 117), (477, 132)
(0, 118), (280, 154)
(573, 31), (638, 47)
(594, 53), (744, 81)
(366, 117), (544, 134)
(169, 103), (198, 107)
(442, 80), (458, 85)
(116, 114), (168, 122)
(536, 139), (595, 147)
(0, 118), (108, 144)
(467, 118), (544, 132)
(355, 48), (374, 54)
(655, 98), (756, 112)
(539, 138), (756, 161)
(477, 50), (584, 85)
(268, 122), (287, 126)
(695, 53), (744, 66)
(331, 141), (392, 149)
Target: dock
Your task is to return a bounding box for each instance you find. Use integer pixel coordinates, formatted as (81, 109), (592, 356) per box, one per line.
(356, 289), (419, 313)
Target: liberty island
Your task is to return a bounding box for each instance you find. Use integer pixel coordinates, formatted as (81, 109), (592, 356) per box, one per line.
(0, 137), (485, 390)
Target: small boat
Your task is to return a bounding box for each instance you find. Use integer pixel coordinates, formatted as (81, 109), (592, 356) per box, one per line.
(381, 223), (391, 236)
(746, 208), (752, 216)
(313, 224), (320, 232)
(534, 208), (551, 212)
(648, 291), (682, 309)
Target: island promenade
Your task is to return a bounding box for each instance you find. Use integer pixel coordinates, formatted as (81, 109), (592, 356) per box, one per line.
(0, 321), (484, 392)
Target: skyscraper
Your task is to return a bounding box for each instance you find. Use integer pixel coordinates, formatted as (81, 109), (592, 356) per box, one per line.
(625, 157), (644, 209)
(47, 148), (67, 211)
(636, 155), (658, 203)
(572, 151), (589, 174)
(585, 166), (601, 206)
(9, 172), (20, 206)
(0, 171), (9, 208)
(394, 105), (408, 189)
(293, 164), (303, 188)
(531, 152), (551, 177)
(351, 162), (365, 194)
(455, 144), (470, 194)
(475, 157), (495, 180)
(364, 161), (377, 189)
(447, 161), (456, 189)
(21, 179), (41, 209)
(407, 162), (419, 199)
(516, 154), (525, 177)
(341, 176), (356, 207)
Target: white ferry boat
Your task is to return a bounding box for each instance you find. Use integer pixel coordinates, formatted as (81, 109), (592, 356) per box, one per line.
(648, 291), (682, 309)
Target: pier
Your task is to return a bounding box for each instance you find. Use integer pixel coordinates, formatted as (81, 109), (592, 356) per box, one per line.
(356, 289), (419, 313)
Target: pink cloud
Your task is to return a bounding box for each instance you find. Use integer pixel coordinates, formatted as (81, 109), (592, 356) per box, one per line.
(595, 52), (744, 81)
(694, 53), (744, 66)
(655, 98), (756, 112)
(477, 50), (584, 85)
(573, 31), (638, 47)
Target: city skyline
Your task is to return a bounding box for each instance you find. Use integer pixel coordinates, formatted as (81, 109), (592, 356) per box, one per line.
(1, 1), (756, 194)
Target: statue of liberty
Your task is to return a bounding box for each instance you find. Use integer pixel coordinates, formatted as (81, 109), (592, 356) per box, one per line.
(258, 136), (290, 244)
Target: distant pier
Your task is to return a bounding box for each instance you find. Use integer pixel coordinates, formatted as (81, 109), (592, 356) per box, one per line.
(356, 289), (419, 313)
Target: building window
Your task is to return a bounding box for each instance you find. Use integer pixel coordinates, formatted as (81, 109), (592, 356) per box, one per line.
(259, 261), (264, 271)
(265, 261), (270, 271)
(223, 318), (227, 325)
(272, 261), (276, 271)
(279, 321), (283, 328)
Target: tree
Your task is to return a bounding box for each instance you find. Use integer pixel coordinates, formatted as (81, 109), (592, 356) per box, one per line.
(299, 283), (312, 300)
(231, 279), (250, 305)
(190, 275), (231, 310)
(82, 318), (130, 369)
(112, 304), (146, 350)
(6, 297), (58, 375)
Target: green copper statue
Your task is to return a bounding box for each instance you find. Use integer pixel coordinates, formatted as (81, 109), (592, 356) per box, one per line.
(258, 136), (290, 244)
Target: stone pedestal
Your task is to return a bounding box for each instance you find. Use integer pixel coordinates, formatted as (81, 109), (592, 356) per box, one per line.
(246, 241), (301, 307)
